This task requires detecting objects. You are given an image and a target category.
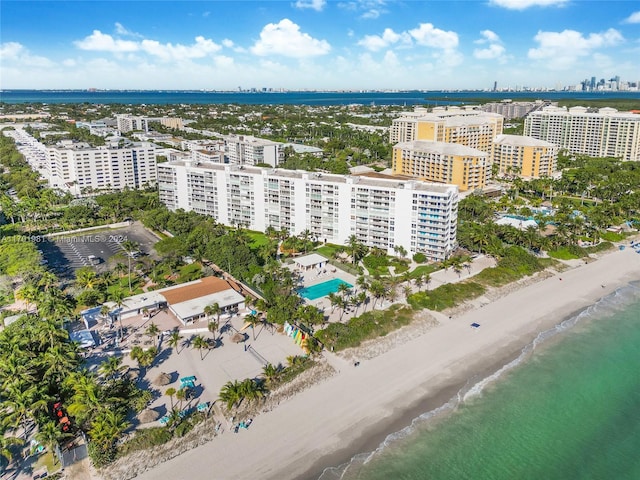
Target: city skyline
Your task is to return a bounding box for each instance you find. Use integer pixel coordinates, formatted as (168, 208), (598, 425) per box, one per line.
(1, 1), (639, 91)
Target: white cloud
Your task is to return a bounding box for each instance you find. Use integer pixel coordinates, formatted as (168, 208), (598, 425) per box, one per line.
(489, 0), (568, 10)
(74, 30), (139, 52)
(357, 28), (410, 51)
(338, 1), (388, 19)
(409, 23), (459, 50)
(74, 30), (222, 61)
(474, 43), (506, 60)
(475, 30), (500, 44)
(528, 28), (624, 68)
(623, 11), (640, 24)
(140, 36), (222, 61)
(0, 41), (55, 68)
(251, 19), (331, 57)
(114, 22), (141, 38)
(294, 0), (326, 11)
(0, 41), (24, 59)
(473, 30), (507, 62)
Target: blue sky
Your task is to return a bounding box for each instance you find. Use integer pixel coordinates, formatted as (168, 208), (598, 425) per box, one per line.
(1, 0), (639, 90)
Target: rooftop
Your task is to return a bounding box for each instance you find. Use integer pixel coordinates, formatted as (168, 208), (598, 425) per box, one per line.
(161, 276), (238, 305)
(494, 134), (556, 148)
(160, 162), (457, 194)
(395, 140), (488, 157)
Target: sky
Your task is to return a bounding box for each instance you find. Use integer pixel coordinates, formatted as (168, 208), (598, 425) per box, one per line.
(1, 0), (639, 91)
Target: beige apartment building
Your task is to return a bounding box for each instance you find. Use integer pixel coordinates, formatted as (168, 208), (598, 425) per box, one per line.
(392, 140), (488, 191)
(390, 108), (503, 155)
(492, 134), (558, 178)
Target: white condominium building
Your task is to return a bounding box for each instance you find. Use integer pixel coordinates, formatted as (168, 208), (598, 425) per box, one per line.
(390, 109), (503, 154)
(492, 135), (558, 178)
(480, 100), (549, 119)
(158, 162), (458, 261)
(116, 115), (149, 133)
(116, 115), (184, 133)
(222, 134), (284, 167)
(524, 106), (640, 161)
(47, 141), (157, 195)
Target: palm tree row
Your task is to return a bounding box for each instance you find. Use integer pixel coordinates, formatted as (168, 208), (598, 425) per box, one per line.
(218, 378), (268, 411)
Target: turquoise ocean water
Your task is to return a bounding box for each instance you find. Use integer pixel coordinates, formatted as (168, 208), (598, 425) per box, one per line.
(321, 282), (640, 480)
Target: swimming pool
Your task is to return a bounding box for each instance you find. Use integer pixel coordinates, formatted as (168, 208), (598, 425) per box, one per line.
(297, 278), (353, 301)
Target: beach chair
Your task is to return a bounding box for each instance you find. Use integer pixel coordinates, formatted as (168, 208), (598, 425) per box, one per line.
(197, 402), (209, 413)
(159, 415), (169, 425)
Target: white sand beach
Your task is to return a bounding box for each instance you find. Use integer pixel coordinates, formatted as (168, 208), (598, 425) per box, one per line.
(135, 247), (640, 480)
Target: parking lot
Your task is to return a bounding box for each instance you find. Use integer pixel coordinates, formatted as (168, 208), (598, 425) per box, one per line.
(38, 222), (160, 279)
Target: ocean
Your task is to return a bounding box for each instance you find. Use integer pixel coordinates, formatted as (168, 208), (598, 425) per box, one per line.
(1, 90), (640, 105)
(321, 282), (640, 480)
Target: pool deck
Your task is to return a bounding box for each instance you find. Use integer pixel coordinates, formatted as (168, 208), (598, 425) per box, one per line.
(287, 262), (359, 324)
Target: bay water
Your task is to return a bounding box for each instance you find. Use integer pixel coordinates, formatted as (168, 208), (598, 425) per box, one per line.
(323, 282), (640, 480)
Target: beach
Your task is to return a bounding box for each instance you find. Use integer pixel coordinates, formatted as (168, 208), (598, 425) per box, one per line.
(134, 247), (640, 480)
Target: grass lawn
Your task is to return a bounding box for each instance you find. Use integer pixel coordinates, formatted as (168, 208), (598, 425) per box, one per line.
(408, 281), (486, 311)
(245, 230), (270, 248)
(34, 450), (59, 474)
(600, 231), (625, 242)
(314, 243), (343, 259)
(408, 264), (440, 279)
(548, 247), (582, 260)
(316, 304), (414, 351)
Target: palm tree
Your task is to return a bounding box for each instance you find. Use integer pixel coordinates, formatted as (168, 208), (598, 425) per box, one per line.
(37, 271), (59, 292)
(355, 291), (367, 315)
(89, 409), (129, 451)
(207, 320), (219, 342)
(108, 289), (127, 341)
(204, 302), (221, 325)
(337, 282), (352, 298)
(75, 267), (99, 290)
(219, 380), (242, 410)
(338, 297), (350, 322)
(100, 304), (111, 323)
(245, 314), (260, 340)
(120, 240), (140, 293)
(3, 384), (46, 438)
(262, 363), (282, 385)
(423, 273), (431, 291)
(98, 355), (124, 382)
(403, 285), (412, 299)
(347, 235), (367, 265)
(175, 387), (188, 409)
(39, 344), (79, 386)
(0, 427), (24, 463)
(192, 335), (208, 360)
(165, 387), (177, 409)
(327, 292), (340, 314)
(167, 330), (182, 354)
(15, 282), (39, 312)
(35, 420), (72, 465)
(145, 322), (160, 343)
(356, 275), (369, 294)
(368, 280), (387, 310)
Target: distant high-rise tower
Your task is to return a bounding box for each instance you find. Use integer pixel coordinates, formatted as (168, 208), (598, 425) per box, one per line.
(590, 77), (596, 91)
(493, 81), (498, 92)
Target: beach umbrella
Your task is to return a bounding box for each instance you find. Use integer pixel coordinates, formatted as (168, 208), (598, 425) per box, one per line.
(153, 372), (172, 386)
(231, 332), (246, 343)
(138, 409), (160, 424)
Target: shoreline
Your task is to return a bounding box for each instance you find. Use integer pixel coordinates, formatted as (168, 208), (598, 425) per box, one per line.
(134, 247), (640, 480)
